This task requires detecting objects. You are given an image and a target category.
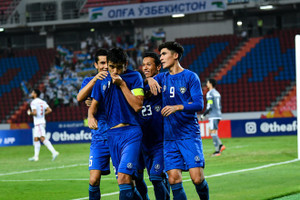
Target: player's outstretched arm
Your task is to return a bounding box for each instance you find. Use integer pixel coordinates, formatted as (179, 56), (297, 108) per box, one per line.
(77, 71), (108, 102)
(88, 99), (99, 130)
(111, 74), (144, 112)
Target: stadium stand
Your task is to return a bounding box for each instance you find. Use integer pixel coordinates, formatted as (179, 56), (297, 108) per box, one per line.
(2, 28), (299, 123)
(0, 49), (55, 123)
(0, 0), (21, 24)
(215, 29), (299, 112)
(176, 34), (242, 84)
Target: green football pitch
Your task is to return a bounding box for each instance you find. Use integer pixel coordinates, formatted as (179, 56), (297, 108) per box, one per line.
(0, 136), (299, 200)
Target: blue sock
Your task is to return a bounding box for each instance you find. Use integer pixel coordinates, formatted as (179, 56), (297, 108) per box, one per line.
(119, 184), (134, 200)
(89, 184), (100, 200)
(151, 175), (170, 200)
(162, 173), (170, 200)
(194, 179), (209, 200)
(135, 174), (149, 200)
(133, 186), (143, 200)
(170, 183), (187, 200)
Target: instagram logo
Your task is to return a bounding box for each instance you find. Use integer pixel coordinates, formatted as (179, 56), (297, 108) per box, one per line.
(245, 122), (257, 134)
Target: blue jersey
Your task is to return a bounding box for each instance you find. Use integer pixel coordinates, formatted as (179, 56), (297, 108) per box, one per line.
(154, 69), (203, 140)
(138, 90), (163, 150)
(91, 69), (144, 128)
(80, 77), (109, 140)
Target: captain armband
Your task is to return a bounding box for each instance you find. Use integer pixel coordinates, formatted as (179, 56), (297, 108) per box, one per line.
(131, 88), (144, 96)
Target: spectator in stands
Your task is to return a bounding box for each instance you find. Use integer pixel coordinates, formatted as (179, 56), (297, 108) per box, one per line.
(201, 79), (226, 156)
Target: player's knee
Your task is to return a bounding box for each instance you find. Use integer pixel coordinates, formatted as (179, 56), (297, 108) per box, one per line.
(191, 176), (204, 185)
(89, 176), (100, 186)
(117, 173), (131, 185)
(168, 175), (182, 185)
(40, 137), (45, 142)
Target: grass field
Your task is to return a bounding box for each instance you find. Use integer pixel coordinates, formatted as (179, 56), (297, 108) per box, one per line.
(0, 135), (299, 200)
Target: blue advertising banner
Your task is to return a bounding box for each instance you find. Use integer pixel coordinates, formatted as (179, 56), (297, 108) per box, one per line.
(43, 121), (92, 144)
(231, 117), (297, 137)
(89, 0), (226, 22)
(0, 129), (33, 147)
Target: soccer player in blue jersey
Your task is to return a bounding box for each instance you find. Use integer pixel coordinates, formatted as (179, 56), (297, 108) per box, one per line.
(147, 41), (209, 200)
(88, 48), (145, 200)
(139, 52), (170, 200)
(77, 49), (110, 200)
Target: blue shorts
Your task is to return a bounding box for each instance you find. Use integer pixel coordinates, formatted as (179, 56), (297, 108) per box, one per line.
(89, 139), (110, 175)
(164, 137), (205, 172)
(107, 126), (143, 177)
(142, 142), (165, 179)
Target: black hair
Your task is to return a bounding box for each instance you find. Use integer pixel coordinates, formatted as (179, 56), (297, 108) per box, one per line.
(208, 78), (217, 87)
(95, 48), (108, 63)
(158, 41), (184, 60)
(143, 52), (161, 66)
(33, 89), (41, 97)
(107, 47), (128, 64)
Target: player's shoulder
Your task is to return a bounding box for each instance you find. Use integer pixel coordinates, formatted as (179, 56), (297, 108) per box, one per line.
(212, 89), (221, 97)
(183, 69), (199, 79)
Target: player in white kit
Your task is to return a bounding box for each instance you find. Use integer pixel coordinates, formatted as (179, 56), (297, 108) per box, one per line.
(27, 89), (59, 161)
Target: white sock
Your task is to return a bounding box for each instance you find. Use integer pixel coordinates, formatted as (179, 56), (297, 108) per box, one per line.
(34, 141), (41, 158)
(43, 140), (57, 155)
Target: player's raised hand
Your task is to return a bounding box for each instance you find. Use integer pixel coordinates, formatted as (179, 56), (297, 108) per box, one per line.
(88, 116), (98, 130)
(161, 105), (183, 117)
(111, 74), (124, 86)
(85, 97), (92, 107)
(94, 71), (108, 80)
(147, 77), (161, 96)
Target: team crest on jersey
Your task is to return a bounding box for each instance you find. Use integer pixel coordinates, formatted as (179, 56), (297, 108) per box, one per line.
(154, 164), (160, 170)
(163, 85), (166, 92)
(194, 155), (200, 162)
(102, 84), (106, 91)
(154, 105), (161, 112)
(127, 162), (133, 169)
(180, 87), (187, 94)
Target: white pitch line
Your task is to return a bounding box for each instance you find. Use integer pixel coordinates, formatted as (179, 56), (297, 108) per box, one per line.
(71, 158), (300, 200)
(0, 163), (88, 177)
